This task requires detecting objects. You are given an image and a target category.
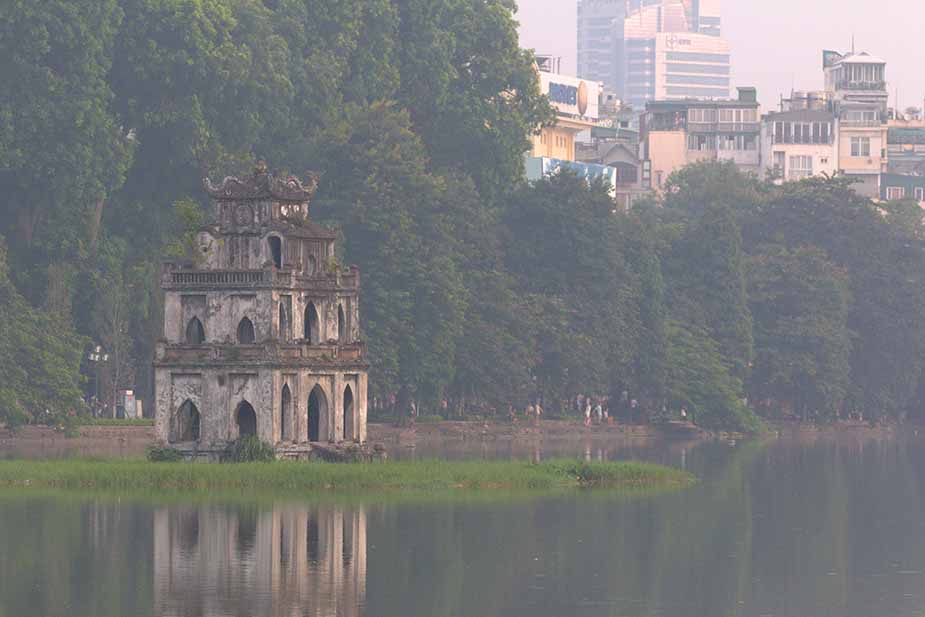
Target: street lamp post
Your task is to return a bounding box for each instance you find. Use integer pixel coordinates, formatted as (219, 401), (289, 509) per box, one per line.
(87, 346), (109, 417)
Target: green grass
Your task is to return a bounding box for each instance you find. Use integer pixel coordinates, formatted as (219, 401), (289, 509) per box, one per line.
(0, 459), (693, 494)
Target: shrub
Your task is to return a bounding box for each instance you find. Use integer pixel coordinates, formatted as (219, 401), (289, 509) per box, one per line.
(222, 436), (277, 463)
(146, 446), (184, 462)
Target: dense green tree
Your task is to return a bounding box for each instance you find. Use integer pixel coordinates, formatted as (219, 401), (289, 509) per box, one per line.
(0, 240), (85, 427)
(502, 172), (638, 408)
(108, 0), (289, 254)
(742, 177), (925, 420)
(665, 200), (754, 383)
(312, 102), (466, 411)
(395, 0), (555, 201)
(664, 321), (761, 431)
(0, 0), (133, 299)
(747, 245), (852, 420)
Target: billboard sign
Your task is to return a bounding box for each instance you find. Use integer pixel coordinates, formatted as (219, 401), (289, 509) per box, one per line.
(540, 72), (600, 120)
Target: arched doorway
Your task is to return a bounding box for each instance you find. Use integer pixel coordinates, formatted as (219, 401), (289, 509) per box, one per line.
(268, 236), (283, 269)
(186, 317), (205, 345)
(337, 304), (346, 342)
(280, 384), (292, 442)
(171, 400), (201, 443)
(308, 385), (328, 442)
(343, 385), (355, 442)
(304, 302), (320, 344)
(236, 401), (257, 438)
(237, 317), (256, 344)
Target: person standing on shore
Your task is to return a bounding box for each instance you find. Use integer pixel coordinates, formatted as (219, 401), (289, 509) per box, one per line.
(584, 400), (592, 427)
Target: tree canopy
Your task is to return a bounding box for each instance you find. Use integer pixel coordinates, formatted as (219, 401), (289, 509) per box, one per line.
(3, 2), (925, 432)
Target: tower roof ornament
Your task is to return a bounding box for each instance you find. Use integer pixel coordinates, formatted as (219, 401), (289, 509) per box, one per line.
(204, 165), (320, 202)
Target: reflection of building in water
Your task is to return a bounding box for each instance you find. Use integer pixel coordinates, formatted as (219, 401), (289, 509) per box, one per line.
(153, 505), (366, 617)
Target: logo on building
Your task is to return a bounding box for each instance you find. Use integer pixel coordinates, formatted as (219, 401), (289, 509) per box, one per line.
(549, 80), (590, 116)
(665, 34), (693, 50)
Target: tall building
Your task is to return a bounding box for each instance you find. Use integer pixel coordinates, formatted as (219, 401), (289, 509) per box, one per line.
(693, 0), (722, 36)
(578, 0), (730, 104)
(622, 1), (730, 109)
(577, 0), (627, 94)
(577, 0), (674, 97)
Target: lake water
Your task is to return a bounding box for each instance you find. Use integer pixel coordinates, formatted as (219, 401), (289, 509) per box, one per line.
(3, 431), (925, 617)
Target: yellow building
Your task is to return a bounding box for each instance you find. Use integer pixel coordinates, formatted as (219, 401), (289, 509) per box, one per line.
(530, 115), (597, 161)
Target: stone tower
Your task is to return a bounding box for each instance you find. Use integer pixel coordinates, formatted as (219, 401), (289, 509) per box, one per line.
(154, 164), (368, 455)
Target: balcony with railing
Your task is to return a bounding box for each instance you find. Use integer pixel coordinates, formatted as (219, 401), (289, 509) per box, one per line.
(157, 341), (367, 365)
(836, 80), (886, 92)
(162, 264), (360, 291)
(688, 121), (760, 134)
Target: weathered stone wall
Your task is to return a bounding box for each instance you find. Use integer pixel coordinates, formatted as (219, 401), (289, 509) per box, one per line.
(156, 169), (368, 450)
(155, 366), (368, 446)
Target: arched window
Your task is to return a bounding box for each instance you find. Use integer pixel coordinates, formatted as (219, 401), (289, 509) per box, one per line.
(185, 317), (206, 345)
(304, 302), (320, 344)
(280, 384), (292, 442)
(308, 385), (328, 442)
(337, 304), (346, 342)
(268, 236), (283, 269)
(171, 400), (201, 443)
(343, 385), (355, 442)
(236, 401), (257, 438)
(279, 303), (290, 342)
(237, 317), (256, 344)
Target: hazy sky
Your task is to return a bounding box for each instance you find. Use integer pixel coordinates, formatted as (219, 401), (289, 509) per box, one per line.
(517, 0), (925, 111)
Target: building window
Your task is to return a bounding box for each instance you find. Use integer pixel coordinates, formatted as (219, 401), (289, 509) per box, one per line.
(718, 135), (736, 150)
(886, 187), (905, 201)
(916, 187), (925, 202)
(237, 317), (256, 344)
(851, 137), (871, 157)
(688, 134), (713, 151)
(185, 317), (206, 345)
(788, 156), (813, 180)
(773, 152), (785, 176)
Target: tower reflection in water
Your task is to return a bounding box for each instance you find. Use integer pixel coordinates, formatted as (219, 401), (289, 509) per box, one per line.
(153, 505), (366, 617)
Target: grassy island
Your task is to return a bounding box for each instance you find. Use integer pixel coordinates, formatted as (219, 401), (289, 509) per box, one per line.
(0, 459), (693, 494)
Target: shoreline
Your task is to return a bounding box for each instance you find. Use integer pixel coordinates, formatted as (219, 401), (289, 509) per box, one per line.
(0, 459), (694, 494)
(0, 419), (902, 461)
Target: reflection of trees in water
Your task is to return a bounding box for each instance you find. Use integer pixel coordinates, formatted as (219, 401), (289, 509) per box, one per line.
(153, 504), (367, 617)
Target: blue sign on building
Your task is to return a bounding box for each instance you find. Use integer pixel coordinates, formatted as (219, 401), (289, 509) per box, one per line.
(548, 82), (578, 107)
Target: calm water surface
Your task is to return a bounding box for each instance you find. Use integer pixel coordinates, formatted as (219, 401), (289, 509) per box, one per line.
(2, 433), (925, 617)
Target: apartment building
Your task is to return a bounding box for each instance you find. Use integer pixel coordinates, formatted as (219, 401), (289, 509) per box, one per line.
(642, 87), (760, 190)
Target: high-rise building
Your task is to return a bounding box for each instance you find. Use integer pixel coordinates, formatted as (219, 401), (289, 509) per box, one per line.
(577, 0), (626, 95)
(577, 0), (665, 96)
(693, 0), (722, 36)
